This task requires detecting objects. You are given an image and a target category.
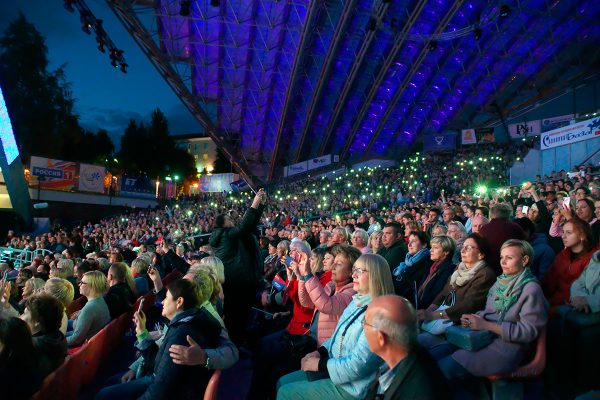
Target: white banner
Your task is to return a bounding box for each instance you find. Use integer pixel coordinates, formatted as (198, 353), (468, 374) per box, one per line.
(78, 163), (105, 193)
(461, 129), (477, 145)
(508, 120), (541, 140)
(541, 114), (575, 132)
(540, 116), (600, 150)
(307, 154), (332, 170)
(284, 161), (308, 177)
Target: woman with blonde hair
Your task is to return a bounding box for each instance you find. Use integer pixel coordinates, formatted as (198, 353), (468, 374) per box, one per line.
(200, 256), (225, 285)
(277, 254), (394, 400)
(44, 278), (75, 334)
(367, 230), (383, 254)
(67, 271), (110, 347)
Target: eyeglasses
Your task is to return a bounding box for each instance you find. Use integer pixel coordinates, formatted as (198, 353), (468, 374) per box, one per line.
(78, 281), (88, 286)
(352, 267), (368, 275)
(461, 245), (479, 252)
(362, 319), (377, 329)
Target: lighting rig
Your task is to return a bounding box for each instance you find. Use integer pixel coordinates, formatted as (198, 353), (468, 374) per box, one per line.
(63, 0), (128, 73)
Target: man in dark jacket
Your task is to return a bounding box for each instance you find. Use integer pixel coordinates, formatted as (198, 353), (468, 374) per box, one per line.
(478, 203), (526, 275)
(104, 262), (136, 319)
(364, 295), (447, 400)
(210, 188), (266, 344)
(377, 223), (408, 272)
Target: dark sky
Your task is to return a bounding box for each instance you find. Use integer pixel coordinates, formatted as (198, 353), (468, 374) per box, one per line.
(0, 0), (200, 147)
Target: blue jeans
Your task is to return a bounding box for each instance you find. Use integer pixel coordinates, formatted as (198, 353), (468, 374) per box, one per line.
(438, 356), (471, 381)
(276, 370), (355, 400)
(95, 375), (152, 400)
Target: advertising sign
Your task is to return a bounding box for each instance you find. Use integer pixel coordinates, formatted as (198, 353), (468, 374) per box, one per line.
(307, 155), (332, 170)
(508, 120), (541, 140)
(284, 161), (308, 177)
(30, 156), (77, 191)
(541, 114), (575, 132)
(540, 116), (600, 150)
(78, 163), (105, 193)
(423, 133), (457, 152)
(120, 175), (155, 199)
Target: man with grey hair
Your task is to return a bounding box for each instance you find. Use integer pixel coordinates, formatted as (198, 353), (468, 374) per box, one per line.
(364, 295), (447, 400)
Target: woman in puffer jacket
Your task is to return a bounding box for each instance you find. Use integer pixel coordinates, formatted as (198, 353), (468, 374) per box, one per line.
(297, 244), (359, 345)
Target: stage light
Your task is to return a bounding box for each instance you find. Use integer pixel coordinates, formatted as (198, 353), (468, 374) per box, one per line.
(473, 28), (482, 40)
(179, 0), (192, 16)
(499, 5), (510, 18)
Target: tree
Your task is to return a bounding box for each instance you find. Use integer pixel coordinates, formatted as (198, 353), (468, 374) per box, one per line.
(117, 109), (195, 179)
(0, 14), (74, 161)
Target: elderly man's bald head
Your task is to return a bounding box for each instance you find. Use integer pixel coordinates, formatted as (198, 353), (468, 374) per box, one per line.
(365, 295), (417, 348)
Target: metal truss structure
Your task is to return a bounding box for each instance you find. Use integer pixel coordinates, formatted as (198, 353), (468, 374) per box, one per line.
(107, 0), (600, 182)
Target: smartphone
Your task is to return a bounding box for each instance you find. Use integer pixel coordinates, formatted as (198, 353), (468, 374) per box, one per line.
(522, 206), (529, 214)
(285, 256), (293, 267)
(137, 298), (145, 314)
(563, 197), (571, 208)
(252, 307), (273, 319)
(521, 182), (532, 190)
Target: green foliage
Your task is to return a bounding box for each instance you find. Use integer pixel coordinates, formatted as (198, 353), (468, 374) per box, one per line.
(0, 14), (115, 164)
(117, 108), (196, 179)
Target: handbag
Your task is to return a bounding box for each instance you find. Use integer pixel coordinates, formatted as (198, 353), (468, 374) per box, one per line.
(421, 291), (455, 335)
(445, 325), (494, 351)
(280, 331), (317, 359)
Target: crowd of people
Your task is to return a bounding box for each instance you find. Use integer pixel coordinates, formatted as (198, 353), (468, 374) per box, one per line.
(0, 142), (599, 399)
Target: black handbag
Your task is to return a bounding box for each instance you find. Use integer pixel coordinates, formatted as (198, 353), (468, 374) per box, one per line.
(280, 331), (317, 359)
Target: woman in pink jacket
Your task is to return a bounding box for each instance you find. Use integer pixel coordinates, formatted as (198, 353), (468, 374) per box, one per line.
(297, 244), (360, 345)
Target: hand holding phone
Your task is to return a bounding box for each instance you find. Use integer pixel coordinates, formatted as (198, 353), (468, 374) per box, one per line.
(563, 197), (571, 209)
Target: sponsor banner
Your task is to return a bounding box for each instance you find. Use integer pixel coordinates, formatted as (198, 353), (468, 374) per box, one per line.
(307, 154), (332, 170)
(284, 161), (308, 177)
(120, 175), (155, 199)
(541, 114), (575, 132)
(423, 133), (457, 152)
(30, 156), (77, 191)
(540, 116), (600, 150)
(199, 173), (237, 193)
(78, 163), (105, 193)
(461, 129), (477, 145)
(508, 120), (541, 140)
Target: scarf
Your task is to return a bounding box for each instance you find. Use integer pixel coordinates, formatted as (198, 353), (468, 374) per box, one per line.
(490, 267), (537, 322)
(353, 293), (372, 308)
(418, 260), (443, 293)
(393, 248), (430, 277)
(449, 260), (487, 288)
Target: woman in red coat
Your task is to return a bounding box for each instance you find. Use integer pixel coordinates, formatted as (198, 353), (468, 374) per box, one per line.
(543, 217), (597, 312)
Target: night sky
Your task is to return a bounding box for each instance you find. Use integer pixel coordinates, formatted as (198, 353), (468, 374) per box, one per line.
(0, 0), (200, 147)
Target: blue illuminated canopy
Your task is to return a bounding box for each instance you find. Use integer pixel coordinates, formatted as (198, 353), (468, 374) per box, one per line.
(0, 85), (19, 166)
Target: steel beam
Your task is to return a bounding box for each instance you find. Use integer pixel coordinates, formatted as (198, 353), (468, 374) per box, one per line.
(105, 0), (256, 185)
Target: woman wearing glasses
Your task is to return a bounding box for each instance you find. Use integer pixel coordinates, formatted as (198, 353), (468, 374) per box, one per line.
(416, 233), (496, 360)
(277, 254), (394, 400)
(66, 271), (110, 348)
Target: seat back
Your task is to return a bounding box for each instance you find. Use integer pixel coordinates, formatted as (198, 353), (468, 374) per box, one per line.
(487, 326), (547, 381)
(66, 296), (87, 318)
(32, 355), (80, 400)
(203, 369), (222, 400)
(510, 326), (547, 378)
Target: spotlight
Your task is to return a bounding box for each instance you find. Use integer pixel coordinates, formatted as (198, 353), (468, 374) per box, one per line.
(120, 63), (128, 74)
(80, 13), (92, 34)
(473, 27), (482, 40)
(179, 0), (192, 16)
(427, 41), (437, 51)
(210, 0), (220, 7)
(499, 5), (510, 18)
(367, 17), (377, 31)
(96, 36), (106, 52)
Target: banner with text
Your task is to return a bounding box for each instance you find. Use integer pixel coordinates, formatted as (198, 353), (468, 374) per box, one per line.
(284, 161), (308, 177)
(29, 156), (77, 191)
(78, 163), (106, 193)
(508, 120), (541, 140)
(120, 176), (155, 199)
(307, 154), (332, 170)
(423, 133), (457, 152)
(540, 116), (600, 150)
(541, 114), (575, 132)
